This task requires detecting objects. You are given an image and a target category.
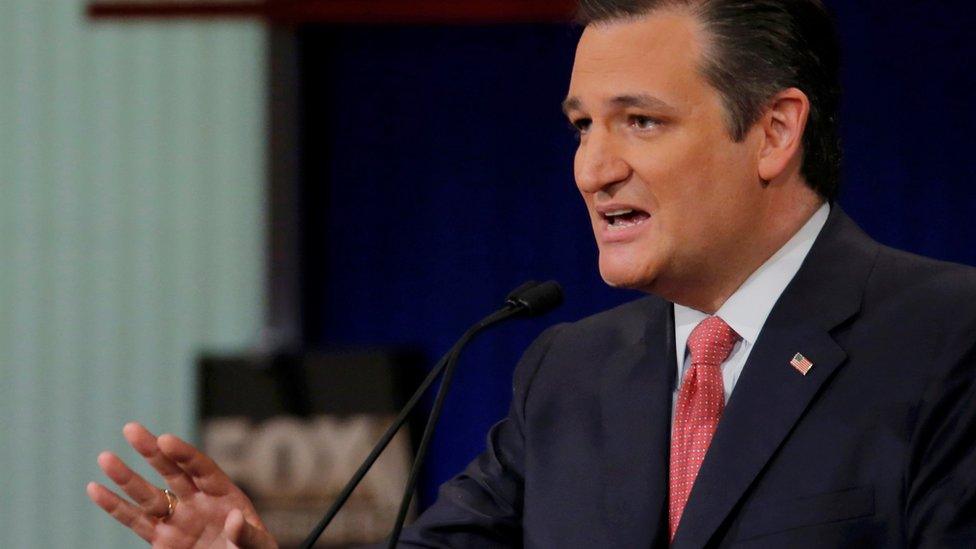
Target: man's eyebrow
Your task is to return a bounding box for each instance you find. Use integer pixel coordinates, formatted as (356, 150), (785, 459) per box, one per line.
(610, 94), (676, 113)
(561, 97), (581, 116)
(560, 94), (677, 116)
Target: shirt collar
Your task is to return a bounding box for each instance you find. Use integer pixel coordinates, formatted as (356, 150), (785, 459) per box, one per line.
(674, 202), (831, 349)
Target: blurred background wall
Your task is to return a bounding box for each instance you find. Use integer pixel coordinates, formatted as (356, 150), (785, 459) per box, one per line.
(0, 2), (266, 547)
(0, 0), (974, 547)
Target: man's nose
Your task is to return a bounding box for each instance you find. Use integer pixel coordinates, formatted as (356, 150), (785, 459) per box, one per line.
(575, 130), (631, 194)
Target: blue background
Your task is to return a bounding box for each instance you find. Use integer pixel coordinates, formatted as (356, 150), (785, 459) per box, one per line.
(298, 0), (975, 508)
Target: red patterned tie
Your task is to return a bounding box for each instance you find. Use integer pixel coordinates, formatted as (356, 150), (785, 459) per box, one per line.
(669, 316), (740, 541)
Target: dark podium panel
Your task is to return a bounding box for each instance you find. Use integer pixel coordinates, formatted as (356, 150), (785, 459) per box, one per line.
(199, 351), (422, 547)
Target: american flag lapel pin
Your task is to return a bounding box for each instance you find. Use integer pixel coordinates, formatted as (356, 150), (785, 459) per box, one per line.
(790, 353), (814, 375)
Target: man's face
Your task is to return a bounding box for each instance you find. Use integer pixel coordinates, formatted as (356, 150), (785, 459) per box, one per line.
(565, 11), (768, 303)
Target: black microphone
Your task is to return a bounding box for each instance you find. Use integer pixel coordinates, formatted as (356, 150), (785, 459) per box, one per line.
(507, 280), (564, 317)
(505, 279), (540, 302)
(299, 281), (564, 549)
(384, 280), (563, 547)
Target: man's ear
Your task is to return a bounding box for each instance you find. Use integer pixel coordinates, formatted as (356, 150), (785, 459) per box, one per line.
(757, 87), (810, 183)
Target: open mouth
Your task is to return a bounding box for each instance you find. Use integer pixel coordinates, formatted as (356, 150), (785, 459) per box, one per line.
(603, 208), (651, 230)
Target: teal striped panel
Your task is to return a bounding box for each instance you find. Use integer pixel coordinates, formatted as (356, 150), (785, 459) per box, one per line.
(0, 3), (267, 547)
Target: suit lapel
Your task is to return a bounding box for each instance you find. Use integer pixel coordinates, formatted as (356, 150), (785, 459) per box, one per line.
(672, 207), (880, 548)
(601, 298), (676, 548)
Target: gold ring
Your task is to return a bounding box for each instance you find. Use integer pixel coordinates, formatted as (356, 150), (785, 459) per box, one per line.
(162, 489), (178, 522)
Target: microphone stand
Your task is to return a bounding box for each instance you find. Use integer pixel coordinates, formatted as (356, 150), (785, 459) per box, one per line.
(384, 307), (517, 547)
(299, 282), (555, 549)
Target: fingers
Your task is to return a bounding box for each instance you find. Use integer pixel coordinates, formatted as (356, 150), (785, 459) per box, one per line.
(124, 422), (198, 498)
(87, 481), (156, 542)
(97, 451), (170, 518)
(225, 509), (277, 549)
(158, 433), (234, 497)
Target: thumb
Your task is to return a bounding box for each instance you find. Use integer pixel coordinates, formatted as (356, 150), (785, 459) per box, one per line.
(224, 508), (277, 549)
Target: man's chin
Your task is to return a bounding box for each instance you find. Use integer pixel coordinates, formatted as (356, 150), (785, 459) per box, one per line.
(598, 261), (657, 291)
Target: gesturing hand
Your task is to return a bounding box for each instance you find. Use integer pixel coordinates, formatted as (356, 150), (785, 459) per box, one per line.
(87, 422), (278, 549)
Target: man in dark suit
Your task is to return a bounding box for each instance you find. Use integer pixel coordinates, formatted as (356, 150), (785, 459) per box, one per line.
(400, 207), (976, 547)
(394, 2), (976, 546)
(88, 0), (976, 547)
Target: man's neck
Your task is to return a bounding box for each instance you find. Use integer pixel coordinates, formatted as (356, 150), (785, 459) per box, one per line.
(668, 192), (825, 314)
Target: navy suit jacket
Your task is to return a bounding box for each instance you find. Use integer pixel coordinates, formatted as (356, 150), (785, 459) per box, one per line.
(399, 207), (976, 547)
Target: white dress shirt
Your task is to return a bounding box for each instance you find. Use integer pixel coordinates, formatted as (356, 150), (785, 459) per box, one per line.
(672, 203), (831, 414)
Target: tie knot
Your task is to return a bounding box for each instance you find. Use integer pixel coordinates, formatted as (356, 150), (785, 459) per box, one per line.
(687, 316), (740, 367)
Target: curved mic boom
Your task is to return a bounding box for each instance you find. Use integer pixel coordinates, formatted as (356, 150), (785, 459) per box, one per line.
(299, 280), (564, 549)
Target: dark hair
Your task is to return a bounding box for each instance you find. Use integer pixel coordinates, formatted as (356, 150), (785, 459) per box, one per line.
(577, 0), (843, 201)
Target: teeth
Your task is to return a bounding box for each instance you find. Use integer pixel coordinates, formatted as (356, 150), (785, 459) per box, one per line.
(605, 209), (649, 231)
(608, 219), (637, 230)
